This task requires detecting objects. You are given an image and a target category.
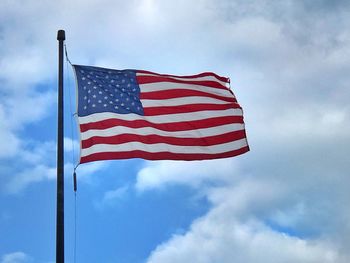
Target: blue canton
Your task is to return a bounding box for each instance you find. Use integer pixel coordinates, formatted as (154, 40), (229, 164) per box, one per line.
(74, 65), (144, 117)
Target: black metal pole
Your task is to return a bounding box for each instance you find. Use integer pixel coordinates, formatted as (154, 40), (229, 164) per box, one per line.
(57, 29), (65, 263)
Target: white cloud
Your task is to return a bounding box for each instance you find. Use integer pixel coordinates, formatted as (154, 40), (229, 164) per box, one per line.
(19, 141), (56, 165)
(94, 185), (129, 208)
(102, 185), (129, 202)
(127, 2), (350, 261)
(144, 177), (348, 263)
(0, 0), (349, 262)
(2, 134), (107, 194)
(5, 91), (56, 128)
(0, 105), (21, 158)
(2, 139), (56, 194)
(0, 49), (50, 88)
(136, 158), (242, 191)
(147, 218), (340, 263)
(76, 161), (109, 183)
(64, 137), (80, 153)
(1, 252), (31, 263)
(0, 127), (20, 159)
(4, 161), (109, 194)
(5, 164), (56, 194)
(269, 202), (306, 229)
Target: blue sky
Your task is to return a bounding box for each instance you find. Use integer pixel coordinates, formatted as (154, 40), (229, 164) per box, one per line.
(1, 0), (350, 263)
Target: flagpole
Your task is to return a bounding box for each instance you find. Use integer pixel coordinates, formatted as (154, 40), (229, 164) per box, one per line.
(57, 29), (65, 263)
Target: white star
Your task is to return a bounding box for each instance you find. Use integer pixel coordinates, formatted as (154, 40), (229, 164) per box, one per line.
(98, 100), (102, 103)
(82, 77), (86, 80)
(92, 95), (96, 98)
(83, 106), (87, 110)
(84, 96), (87, 100)
(103, 104), (107, 107)
(114, 106), (119, 109)
(88, 90), (91, 93)
(109, 101), (113, 104)
(80, 70), (85, 73)
(92, 104), (96, 107)
(98, 91), (102, 94)
(87, 99), (91, 103)
(104, 96), (108, 100)
(93, 86), (97, 89)
(87, 81), (91, 85)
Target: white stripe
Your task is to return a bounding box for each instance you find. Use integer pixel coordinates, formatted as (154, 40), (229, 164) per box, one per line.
(78, 108), (243, 125)
(141, 96), (231, 107)
(81, 138), (248, 157)
(80, 123), (245, 140)
(137, 73), (228, 87)
(140, 82), (234, 98)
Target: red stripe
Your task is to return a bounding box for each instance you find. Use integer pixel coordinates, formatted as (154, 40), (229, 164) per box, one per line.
(80, 115), (244, 133)
(80, 146), (250, 163)
(81, 130), (247, 149)
(137, 70), (229, 83)
(144, 103), (241, 116)
(140, 89), (236, 103)
(137, 75), (228, 90)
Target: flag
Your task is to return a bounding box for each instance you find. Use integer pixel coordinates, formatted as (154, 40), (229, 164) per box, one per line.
(73, 65), (249, 164)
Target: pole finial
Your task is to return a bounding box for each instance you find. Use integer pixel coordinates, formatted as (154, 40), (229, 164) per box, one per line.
(57, 30), (66, 41)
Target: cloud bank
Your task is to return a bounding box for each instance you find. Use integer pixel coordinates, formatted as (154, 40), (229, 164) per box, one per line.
(133, 1), (350, 262)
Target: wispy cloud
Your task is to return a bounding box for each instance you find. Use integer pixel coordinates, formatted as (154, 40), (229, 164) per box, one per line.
(94, 185), (129, 209)
(64, 137), (80, 153)
(5, 165), (56, 194)
(3, 137), (107, 194)
(1, 252), (31, 263)
(102, 185), (129, 203)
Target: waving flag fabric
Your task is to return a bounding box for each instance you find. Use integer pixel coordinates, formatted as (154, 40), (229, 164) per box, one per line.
(73, 65), (249, 164)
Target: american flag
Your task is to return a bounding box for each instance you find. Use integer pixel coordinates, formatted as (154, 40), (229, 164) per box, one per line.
(73, 65), (249, 164)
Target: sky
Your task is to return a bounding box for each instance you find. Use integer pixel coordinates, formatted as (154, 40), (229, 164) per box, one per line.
(0, 0), (350, 263)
